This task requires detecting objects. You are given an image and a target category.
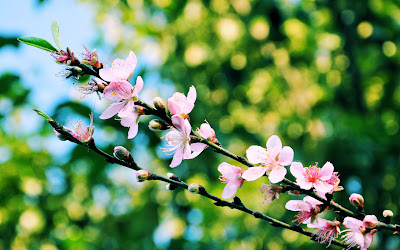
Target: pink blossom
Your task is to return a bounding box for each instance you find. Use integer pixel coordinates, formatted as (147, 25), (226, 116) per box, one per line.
(308, 219), (341, 247)
(290, 162), (334, 193)
(326, 172), (343, 193)
(285, 196), (323, 224)
(242, 135), (294, 183)
(188, 121), (217, 159)
(162, 115), (192, 168)
(69, 113), (95, 143)
(100, 76), (143, 139)
(342, 217), (376, 250)
(363, 215), (378, 228)
(259, 184), (282, 205)
(99, 51), (137, 82)
(168, 86), (196, 118)
(218, 163), (245, 199)
(349, 193), (364, 208)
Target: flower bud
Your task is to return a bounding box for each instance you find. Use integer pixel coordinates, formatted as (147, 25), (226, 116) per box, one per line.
(136, 170), (151, 182)
(148, 119), (170, 132)
(363, 215), (378, 228)
(153, 97), (165, 110)
(383, 210), (394, 224)
(188, 183), (200, 194)
(349, 193), (364, 208)
(113, 146), (132, 162)
(167, 173), (176, 179)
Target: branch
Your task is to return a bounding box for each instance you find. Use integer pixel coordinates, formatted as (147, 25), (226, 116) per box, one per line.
(36, 110), (348, 248)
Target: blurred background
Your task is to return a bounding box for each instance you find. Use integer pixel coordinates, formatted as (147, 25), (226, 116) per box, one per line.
(1, 0), (400, 249)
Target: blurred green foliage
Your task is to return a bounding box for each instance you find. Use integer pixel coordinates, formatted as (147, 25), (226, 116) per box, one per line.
(2, 0), (400, 249)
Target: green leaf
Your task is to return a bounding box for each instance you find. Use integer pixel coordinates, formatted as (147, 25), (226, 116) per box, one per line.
(51, 20), (62, 50)
(76, 74), (91, 83)
(33, 109), (53, 122)
(17, 37), (58, 53)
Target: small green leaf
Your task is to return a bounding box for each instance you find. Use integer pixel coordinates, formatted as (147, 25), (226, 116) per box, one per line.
(76, 74), (91, 83)
(33, 109), (53, 122)
(17, 37), (58, 53)
(51, 20), (62, 50)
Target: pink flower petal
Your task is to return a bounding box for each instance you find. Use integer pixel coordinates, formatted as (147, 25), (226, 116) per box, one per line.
(126, 51), (137, 68)
(364, 233), (373, 249)
(183, 118), (192, 136)
(187, 85), (197, 103)
(285, 200), (311, 212)
(277, 146), (294, 166)
(303, 196), (323, 207)
(171, 115), (185, 132)
(200, 123), (214, 139)
(118, 101), (134, 118)
(290, 162), (306, 179)
(319, 161), (334, 180)
(266, 135), (282, 157)
(132, 76), (143, 96)
(296, 177), (313, 190)
(343, 217), (364, 230)
(314, 181), (333, 194)
(241, 167), (266, 181)
(167, 98), (178, 115)
(268, 166), (287, 183)
(120, 112), (138, 127)
(170, 147), (184, 168)
(218, 162), (238, 180)
(127, 122), (138, 139)
(183, 142), (191, 159)
(246, 146), (267, 164)
(100, 102), (125, 119)
(183, 102), (194, 115)
(222, 179), (241, 199)
(187, 143), (207, 159)
(99, 68), (115, 82)
(104, 81), (133, 100)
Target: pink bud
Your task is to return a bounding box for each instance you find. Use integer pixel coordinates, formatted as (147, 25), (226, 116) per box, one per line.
(113, 146), (132, 161)
(363, 215), (378, 228)
(136, 170), (151, 182)
(349, 193), (364, 208)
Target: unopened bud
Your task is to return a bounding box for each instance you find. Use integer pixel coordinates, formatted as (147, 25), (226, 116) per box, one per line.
(188, 183), (200, 194)
(383, 210), (394, 224)
(153, 97), (165, 110)
(74, 66), (83, 74)
(349, 193), (364, 208)
(167, 173), (176, 179)
(136, 170), (151, 182)
(113, 146), (132, 161)
(148, 119), (170, 131)
(363, 215), (378, 228)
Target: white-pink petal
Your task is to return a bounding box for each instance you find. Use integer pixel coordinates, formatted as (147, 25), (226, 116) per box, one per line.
(170, 147), (184, 168)
(290, 162), (306, 179)
(126, 51), (137, 67)
(296, 177), (313, 190)
(222, 179), (241, 199)
(218, 162), (238, 180)
(171, 115), (186, 132)
(99, 102), (125, 119)
(187, 85), (197, 103)
(132, 76), (143, 96)
(314, 181), (334, 193)
(246, 146), (267, 164)
(303, 196), (323, 207)
(268, 166), (287, 183)
(127, 122), (139, 139)
(277, 146), (294, 166)
(319, 161), (334, 181)
(241, 167), (266, 181)
(183, 142), (191, 159)
(118, 101), (135, 118)
(266, 135), (282, 157)
(187, 143), (207, 159)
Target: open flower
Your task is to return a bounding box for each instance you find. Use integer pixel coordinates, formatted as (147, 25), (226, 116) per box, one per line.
(188, 121), (217, 159)
(242, 135), (294, 183)
(100, 76), (143, 139)
(162, 115), (192, 168)
(218, 163), (245, 199)
(168, 86), (196, 118)
(308, 219), (341, 247)
(99, 51), (137, 82)
(342, 217), (376, 250)
(285, 196), (323, 224)
(290, 162), (334, 193)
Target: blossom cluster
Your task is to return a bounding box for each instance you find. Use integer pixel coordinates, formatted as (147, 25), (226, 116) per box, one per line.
(48, 47), (386, 249)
